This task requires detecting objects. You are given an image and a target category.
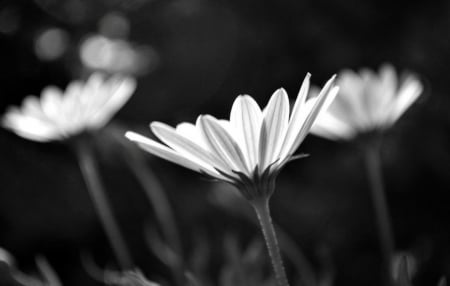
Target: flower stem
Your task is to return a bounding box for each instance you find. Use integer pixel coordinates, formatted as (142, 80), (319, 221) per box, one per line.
(75, 140), (133, 270)
(125, 146), (182, 255)
(251, 197), (290, 286)
(123, 145), (185, 285)
(364, 141), (394, 286)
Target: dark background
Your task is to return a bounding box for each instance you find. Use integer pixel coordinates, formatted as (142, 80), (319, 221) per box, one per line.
(0, 0), (450, 285)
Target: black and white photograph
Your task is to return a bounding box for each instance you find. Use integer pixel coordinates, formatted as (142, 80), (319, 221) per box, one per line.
(0, 0), (449, 286)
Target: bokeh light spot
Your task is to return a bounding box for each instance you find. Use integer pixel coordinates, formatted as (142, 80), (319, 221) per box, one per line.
(99, 12), (130, 38)
(34, 28), (69, 61)
(0, 6), (20, 35)
(80, 34), (158, 75)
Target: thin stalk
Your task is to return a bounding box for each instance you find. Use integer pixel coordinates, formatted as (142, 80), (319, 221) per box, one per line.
(75, 140), (133, 270)
(251, 197), (290, 286)
(124, 146), (182, 256)
(364, 142), (395, 286)
(123, 145), (184, 285)
(216, 190), (316, 286)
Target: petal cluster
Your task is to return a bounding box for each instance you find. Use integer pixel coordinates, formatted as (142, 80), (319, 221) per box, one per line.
(311, 64), (423, 140)
(2, 73), (136, 142)
(126, 74), (338, 198)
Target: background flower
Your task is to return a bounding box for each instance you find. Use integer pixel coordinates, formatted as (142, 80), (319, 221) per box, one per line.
(311, 65), (423, 140)
(2, 73), (136, 142)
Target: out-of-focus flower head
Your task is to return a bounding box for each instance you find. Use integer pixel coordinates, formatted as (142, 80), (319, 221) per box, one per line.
(2, 73), (136, 142)
(126, 74), (338, 200)
(311, 64), (423, 141)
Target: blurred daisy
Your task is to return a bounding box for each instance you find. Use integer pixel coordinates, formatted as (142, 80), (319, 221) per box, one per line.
(126, 74), (338, 200)
(2, 73), (136, 142)
(311, 64), (423, 140)
(310, 64), (424, 285)
(2, 73), (136, 270)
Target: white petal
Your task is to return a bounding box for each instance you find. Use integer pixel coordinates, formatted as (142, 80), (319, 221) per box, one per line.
(3, 110), (60, 141)
(125, 131), (228, 180)
(77, 74), (107, 123)
(291, 73), (311, 118)
(229, 95), (263, 170)
(330, 72), (369, 129)
(311, 111), (356, 140)
(175, 122), (209, 150)
(297, 85), (339, 144)
(217, 119), (238, 138)
(277, 74), (310, 160)
(371, 64), (398, 123)
(89, 76), (136, 128)
(388, 75), (423, 125)
(21, 95), (46, 119)
(199, 115), (250, 175)
(258, 88), (289, 170)
(81, 73), (105, 109)
(358, 65), (397, 126)
(151, 121), (232, 174)
(61, 81), (85, 127)
(86, 73), (105, 89)
(41, 87), (63, 120)
(282, 76), (338, 159)
(175, 122), (197, 136)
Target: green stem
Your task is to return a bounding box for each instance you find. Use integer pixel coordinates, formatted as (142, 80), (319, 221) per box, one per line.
(75, 140), (133, 270)
(251, 197), (290, 286)
(364, 142), (395, 286)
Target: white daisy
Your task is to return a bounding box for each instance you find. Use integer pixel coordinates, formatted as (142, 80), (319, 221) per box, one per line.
(126, 74), (338, 200)
(2, 73), (136, 142)
(311, 64), (423, 140)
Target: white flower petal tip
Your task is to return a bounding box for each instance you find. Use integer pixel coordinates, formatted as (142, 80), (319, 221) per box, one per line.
(0, 248), (14, 265)
(311, 65), (423, 141)
(323, 86), (340, 110)
(127, 73), (336, 201)
(328, 74), (337, 83)
(125, 131), (150, 143)
(2, 73), (137, 142)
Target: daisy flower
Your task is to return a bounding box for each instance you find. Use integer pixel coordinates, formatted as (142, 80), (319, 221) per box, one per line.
(127, 73), (338, 286)
(126, 74), (338, 201)
(2, 73), (136, 142)
(311, 64), (423, 140)
(309, 65), (423, 286)
(2, 73), (136, 270)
